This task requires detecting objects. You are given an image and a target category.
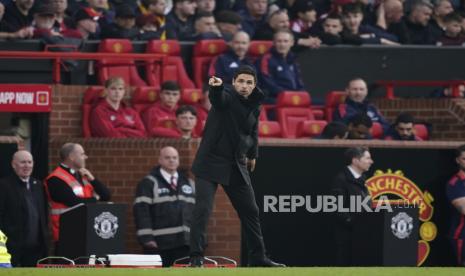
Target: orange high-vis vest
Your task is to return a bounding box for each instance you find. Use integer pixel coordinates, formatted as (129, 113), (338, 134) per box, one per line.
(45, 167), (95, 241)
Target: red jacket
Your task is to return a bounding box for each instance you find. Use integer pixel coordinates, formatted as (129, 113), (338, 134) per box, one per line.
(142, 102), (178, 137)
(90, 99), (147, 138)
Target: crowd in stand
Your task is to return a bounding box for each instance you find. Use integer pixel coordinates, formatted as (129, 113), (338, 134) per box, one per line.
(0, 0), (463, 45)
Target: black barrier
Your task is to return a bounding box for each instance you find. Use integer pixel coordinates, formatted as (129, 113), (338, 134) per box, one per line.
(250, 144), (458, 266)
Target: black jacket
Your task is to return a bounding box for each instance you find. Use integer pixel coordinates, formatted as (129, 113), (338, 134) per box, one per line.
(192, 83), (263, 186)
(133, 166), (195, 250)
(0, 175), (49, 266)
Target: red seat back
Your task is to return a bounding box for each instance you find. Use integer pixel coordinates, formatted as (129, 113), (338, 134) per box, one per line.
(248, 40), (273, 61)
(259, 121), (282, 138)
(370, 122), (383, 139)
(82, 86), (105, 137)
(325, 91), (347, 121)
(146, 40), (181, 56)
(97, 39), (147, 87)
(131, 86), (159, 113)
(276, 91), (314, 138)
(181, 88), (202, 105)
(296, 120), (328, 138)
(192, 39), (227, 88)
(414, 124), (428, 140)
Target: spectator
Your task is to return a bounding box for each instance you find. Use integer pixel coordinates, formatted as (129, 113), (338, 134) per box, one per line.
(208, 31), (253, 85)
(86, 0), (114, 28)
(143, 81), (181, 136)
(388, 0), (439, 44)
(436, 11), (465, 45)
(384, 112), (422, 141)
(0, 2), (33, 39)
(375, 0), (404, 31)
(100, 4), (139, 39)
(74, 7), (101, 39)
(290, 0), (318, 35)
(431, 0), (454, 38)
(333, 78), (390, 132)
(256, 30), (305, 104)
(347, 113), (373, 140)
(317, 121), (349, 139)
(52, 0), (76, 34)
(136, 0), (174, 39)
(90, 77), (146, 138)
(318, 13), (364, 45)
(341, 3), (399, 45)
(215, 10), (242, 41)
(0, 150), (49, 267)
(238, 0), (268, 37)
(150, 105), (199, 139)
(446, 144), (465, 266)
(137, 13), (162, 40)
(3, 0), (34, 33)
(191, 11), (221, 40)
(196, 0), (215, 13)
(45, 143), (111, 242)
(133, 146), (195, 267)
(32, 4), (61, 39)
(166, 0), (197, 40)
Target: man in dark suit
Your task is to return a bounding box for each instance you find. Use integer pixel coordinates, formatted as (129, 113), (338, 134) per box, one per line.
(332, 146), (374, 266)
(189, 65), (284, 267)
(0, 150), (49, 267)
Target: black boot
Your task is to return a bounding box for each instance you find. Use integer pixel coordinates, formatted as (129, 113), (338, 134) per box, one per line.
(189, 255), (204, 267)
(248, 257), (286, 267)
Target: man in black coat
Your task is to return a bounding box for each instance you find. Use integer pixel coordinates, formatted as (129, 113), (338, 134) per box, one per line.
(332, 146), (374, 266)
(189, 65), (284, 267)
(0, 150), (49, 267)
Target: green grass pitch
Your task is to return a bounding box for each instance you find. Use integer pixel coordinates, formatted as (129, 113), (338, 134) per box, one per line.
(1, 268), (464, 276)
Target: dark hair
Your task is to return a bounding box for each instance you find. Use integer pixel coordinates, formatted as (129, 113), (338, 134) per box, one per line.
(325, 13), (342, 21)
(349, 113), (373, 128)
(456, 145), (465, 158)
(394, 112), (415, 125)
(342, 3), (364, 16)
(59, 143), (77, 161)
(195, 11), (214, 22)
(215, 10), (242, 24)
(321, 121), (348, 139)
(344, 146), (369, 165)
(141, 0), (159, 7)
(161, 80), (180, 91)
(443, 12), (463, 24)
(273, 29), (294, 40)
(176, 105), (197, 117)
(233, 65), (257, 83)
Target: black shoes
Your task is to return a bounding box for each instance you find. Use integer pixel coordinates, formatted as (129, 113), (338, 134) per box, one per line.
(249, 257), (286, 267)
(189, 255), (204, 267)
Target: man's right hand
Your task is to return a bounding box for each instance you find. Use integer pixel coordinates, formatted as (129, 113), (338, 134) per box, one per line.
(209, 76), (223, 87)
(144, 240), (158, 249)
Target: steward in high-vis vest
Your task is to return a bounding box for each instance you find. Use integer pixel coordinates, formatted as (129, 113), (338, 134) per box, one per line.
(133, 147), (195, 267)
(0, 230), (11, 268)
(44, 143), (111, 241)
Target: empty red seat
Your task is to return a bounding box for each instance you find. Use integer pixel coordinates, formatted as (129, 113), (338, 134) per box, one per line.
(325, 91), (347, 121)
(296, 120), (328, 138)
(370, 122), (383, 139)
(131, 86), (159, 113)
(414, 124), (429, 140)
(192, 39), (227, 88)
(248, 40), (273, 61)
(97, 39), (147, 87)
(82, 86), (105, 137)
(145, 40), (195, 89)
(181, 88), (202, 105)
(276, 91), (315, 138)
(259, 121), (282, 138)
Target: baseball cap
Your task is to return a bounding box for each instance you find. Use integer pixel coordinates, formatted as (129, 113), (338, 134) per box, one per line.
(115, 5), (136, 18)
(74, 7), (101, 22)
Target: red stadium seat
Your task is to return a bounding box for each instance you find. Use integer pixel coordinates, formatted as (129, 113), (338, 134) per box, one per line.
(259, 108), (268, 121)
(370, 122), (384, 139)
(296, 120), (328, 138)
(414, 124), (429, 140)
(131, 86), (159, 113)
(97, 39), (147, 87)
(259, 121), (282, 138)
(145, 40), (195, 89)
(248, 40), (273, 61)
(82, 86), (105, 137)
(192, 39), (227, 88)
(276, 91), (315, 138)
(181, 88), (202, 105)
(325, 91), (347, 121)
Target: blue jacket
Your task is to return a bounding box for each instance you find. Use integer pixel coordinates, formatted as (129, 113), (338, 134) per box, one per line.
(237, 8), (267, 38)
(208, 49), (254, 85)
(256, 47), (305, 104)
(333, 98), (390, 131)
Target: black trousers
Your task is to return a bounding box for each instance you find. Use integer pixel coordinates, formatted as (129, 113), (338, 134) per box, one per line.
(190, 165), (266, 261)
(144, 245), (190, 267)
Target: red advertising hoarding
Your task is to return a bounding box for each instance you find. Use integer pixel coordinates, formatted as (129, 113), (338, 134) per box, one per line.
(0, 84), (52, 113)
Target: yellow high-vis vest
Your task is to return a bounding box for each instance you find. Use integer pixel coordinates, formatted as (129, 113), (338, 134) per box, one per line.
(0, 230), (11, 264)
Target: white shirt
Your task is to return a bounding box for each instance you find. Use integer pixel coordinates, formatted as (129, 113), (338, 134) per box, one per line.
(160, 168), (179, 186)
(347, 165), (362, 180)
